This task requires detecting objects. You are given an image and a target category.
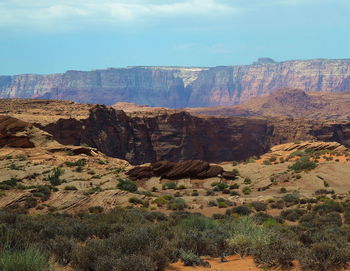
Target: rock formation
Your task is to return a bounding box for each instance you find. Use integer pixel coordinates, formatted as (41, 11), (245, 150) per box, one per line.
(1, 59), (350, 107)
(40, 104), (350, 165)
(127, 160), (226, 180)
(187, 88), (350, 120)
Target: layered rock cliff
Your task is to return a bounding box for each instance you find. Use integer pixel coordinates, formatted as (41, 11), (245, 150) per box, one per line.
(2, 59), (350, 107)
(41, 105), (350, 164)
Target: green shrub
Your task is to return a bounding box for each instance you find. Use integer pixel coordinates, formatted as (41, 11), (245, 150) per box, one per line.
(244, 177), (252, 184)
(47, 168), (64, 186)
(280, 209), (306, 222)
(227, 217), (271, 258)
(24, 197), (37, 209)
(0, 178), (19, 190)
(282, 193), (300, 206)
(48, 236), (75, 265)
(167, 198), (187, 211)
(227, 205), (251, 216)
(313, 202), (344, 215)
(31, 185), (52, 201)
(253, 235), (297, 268)
(252, 201), (267, 212)
(179, 249), (209, 267)
(0, 248), (51, 271)
(290, 156), (317, 171)
(279, 187), (287, 193)
(299, 242), (350, 271)
(242, 186), (251, 195)
(117, 179), (137, 192)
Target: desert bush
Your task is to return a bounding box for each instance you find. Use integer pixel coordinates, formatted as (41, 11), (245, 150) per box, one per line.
(290, 156), (317, 171)
(0, 248), (51, 271)
(167, 198), (187, 211)
(299, 242), (350, 271)
(283, 193), (300, 206)
(117, 178), (137, 192)
(163, 182), (177, 190)
(24, 197), (38, 209)
(252, 201), (267, 212)
(48, 236), (75, 265)
(227, 217), (271, 259)
(116, 255), (157, 271)
(279, 187), (287, 193)
(226, 205), (251, 216)
(178, 249), (209, 267)
(242, 186), (251, 195)
(313, 201), (343, 215)
(253, 235), (298, 268)
(244, 177), (252, 184)
(280, 209), (306, 222)
(315, 189), (335, 195)
(213, 183), (228, 191)
(47, 167), (64, 186)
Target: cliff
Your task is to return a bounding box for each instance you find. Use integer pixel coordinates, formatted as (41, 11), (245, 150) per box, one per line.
(42, 105), (350, 165)
(2, 59), (350, 107)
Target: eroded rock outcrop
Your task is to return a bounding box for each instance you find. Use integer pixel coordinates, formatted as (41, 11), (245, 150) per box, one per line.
(127, 160), (225, 180)
(41, 105), (350, 165)
(2, 59), (350, 107)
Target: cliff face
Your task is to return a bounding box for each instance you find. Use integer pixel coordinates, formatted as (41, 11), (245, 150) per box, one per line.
(42, 105), (350, 165)
(2, 59), (350, 107)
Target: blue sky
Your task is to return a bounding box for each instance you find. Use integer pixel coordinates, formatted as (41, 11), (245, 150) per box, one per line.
(1, 0), (350, 75)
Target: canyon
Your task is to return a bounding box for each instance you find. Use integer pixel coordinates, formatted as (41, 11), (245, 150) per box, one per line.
(1, 58), (350, 107)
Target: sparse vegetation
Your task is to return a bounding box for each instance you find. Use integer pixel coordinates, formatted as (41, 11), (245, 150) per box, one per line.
(290, 156), (317, 171)
(117, 178), (137, 192)
(47, 167), (64, 186)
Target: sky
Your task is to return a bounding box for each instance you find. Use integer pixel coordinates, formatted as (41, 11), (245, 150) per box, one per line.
(1, 0), (350, 75)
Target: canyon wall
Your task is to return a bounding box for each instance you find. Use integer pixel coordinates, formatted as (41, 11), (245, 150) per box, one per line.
(42, 105), (350, 165)
(2, 59), (350, 107)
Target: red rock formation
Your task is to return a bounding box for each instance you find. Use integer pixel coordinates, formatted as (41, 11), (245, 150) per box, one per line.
(41, 105), (350, 165)
(0, 116), (35, 147)
(1, 59), (350, 107)
(127, 160), (225, 180)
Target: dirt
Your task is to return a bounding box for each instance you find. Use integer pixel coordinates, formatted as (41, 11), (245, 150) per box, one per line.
(167, 255), (299, 271)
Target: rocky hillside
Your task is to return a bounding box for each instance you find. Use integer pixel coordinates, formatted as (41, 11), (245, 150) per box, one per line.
(1, 59), (350, 107)
(41, 104), (350, 164)
(187, 88), (350, 120)
(2, 99), (350, 165)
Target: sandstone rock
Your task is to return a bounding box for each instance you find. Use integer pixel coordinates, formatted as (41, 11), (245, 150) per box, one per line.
(2, 59), (350, 107)
(41, 105), (350, 164)
(222, 171), (238, 180)
(126, 160), (224, 180)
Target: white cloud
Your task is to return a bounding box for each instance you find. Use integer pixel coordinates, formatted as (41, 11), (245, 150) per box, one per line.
(0, 0), (238, 31)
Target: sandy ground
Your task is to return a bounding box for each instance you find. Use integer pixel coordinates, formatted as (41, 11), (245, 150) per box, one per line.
(166, 255), (299, 271)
